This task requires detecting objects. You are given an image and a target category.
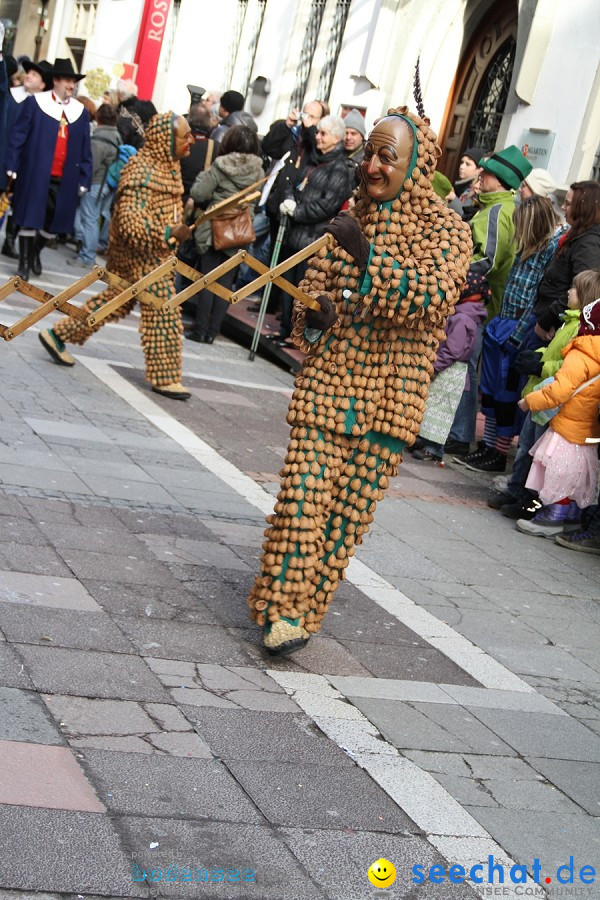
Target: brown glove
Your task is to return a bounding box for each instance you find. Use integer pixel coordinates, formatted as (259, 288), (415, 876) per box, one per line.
(305, 295), (338, 331)
(326, 211), (370, 269)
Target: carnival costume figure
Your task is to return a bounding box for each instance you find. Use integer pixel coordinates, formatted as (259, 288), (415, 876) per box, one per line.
(39, 112), (194, 400)
(247, 107), (473, 655)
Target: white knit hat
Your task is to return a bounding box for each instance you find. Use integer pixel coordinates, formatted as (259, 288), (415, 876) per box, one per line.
(523, 168), (558, 197)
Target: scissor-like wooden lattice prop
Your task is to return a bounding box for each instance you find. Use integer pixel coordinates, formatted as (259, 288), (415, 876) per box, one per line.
(0, 233), (332, 341)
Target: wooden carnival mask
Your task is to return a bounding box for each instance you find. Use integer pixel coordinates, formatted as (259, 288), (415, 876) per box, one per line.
(360, 116), (414, 202)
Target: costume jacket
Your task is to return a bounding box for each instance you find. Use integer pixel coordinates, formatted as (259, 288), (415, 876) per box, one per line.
(190, 151), (264, 255)
(283, 143), (352, 252)
(210, 110), (257, 148)
(261, 119), (296, 160)
(290, 118), (473, 447)
(522, 309), (580, 397)
(5, 91), (92, 232)
(469, 189), (516, 319)
(90, 124), (121, 184)
(434, 300), (486, 375)
(534, 225), (600, 331)
(524, 334), (600, 443)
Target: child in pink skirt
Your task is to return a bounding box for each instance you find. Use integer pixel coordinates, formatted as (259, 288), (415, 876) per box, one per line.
(517, 297), (600, 537)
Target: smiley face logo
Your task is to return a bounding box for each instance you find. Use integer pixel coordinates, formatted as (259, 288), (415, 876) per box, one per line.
(367, 858), (397, 888)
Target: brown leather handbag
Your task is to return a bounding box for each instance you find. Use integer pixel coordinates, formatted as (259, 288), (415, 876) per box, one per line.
(211, 206), (255, 251)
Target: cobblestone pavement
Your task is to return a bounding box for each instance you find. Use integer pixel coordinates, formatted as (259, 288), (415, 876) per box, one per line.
(0, 245), (599, 900)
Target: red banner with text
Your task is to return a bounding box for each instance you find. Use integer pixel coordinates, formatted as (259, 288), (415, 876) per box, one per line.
(134, 0), (172, 100)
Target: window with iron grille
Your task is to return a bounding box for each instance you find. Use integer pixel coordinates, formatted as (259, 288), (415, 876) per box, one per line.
(467, 38), (516, 151)
(290, 0), (327, 111)
(223, 0), (249, 91)
(238, 0), (267, 96)
(70, 0), (99, 37)
(317, 0), (351, 102)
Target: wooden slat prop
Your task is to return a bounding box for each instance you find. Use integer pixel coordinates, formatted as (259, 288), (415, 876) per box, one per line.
(0, 266), (161, 341)
(85, 258), (179, 327)
(0, 229), (333, 341)
(164, 233), (334, 314)
(190, 177), (269, 230)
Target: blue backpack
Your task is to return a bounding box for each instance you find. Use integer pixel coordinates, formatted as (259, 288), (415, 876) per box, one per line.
(105, 144), (137, 189)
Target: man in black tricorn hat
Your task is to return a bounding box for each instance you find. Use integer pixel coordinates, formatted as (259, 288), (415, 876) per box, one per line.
(5, 57), (92, 279)
(1, 58), (53, 258)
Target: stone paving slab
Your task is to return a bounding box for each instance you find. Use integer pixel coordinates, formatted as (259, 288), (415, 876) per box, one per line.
(140, 534), (249, 570)
(81, 750), (264, 823)
(463, 808), (600, 898)
(44, 694), (158, 737)
(113, 508), (219, 540)
(280, 828), (480, 900)
(225, 759), (418, 833)
(0, 571), (100, 612)
(117, 619), (252, 665)
(0, 542), (71, 577)
(82, 580), (219, 623)
(467, 707), (600, 761)
(55, 548), (180, 586)
(0, 643), (34, 689)
(231, 627), (373, 677)
(185, 708), (354, 766)
(350, 699), (517, 755)
(526, 758), (600, 816)
(0, 740), (105, 812)
(0, 687), (64, 744)
(0, 463), (93, 495)
(119, 816), (326, 899)
(0, 605), (135, 653)
(36, 521), (155, 557)
(16, 645), (171, 702)
(0, 805), (146, 897)
(489, 644), (600, 683)
(337, 640), (481, 685)
(0, 516), (50, 545)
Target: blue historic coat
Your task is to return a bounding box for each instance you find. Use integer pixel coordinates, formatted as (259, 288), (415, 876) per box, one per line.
(5, 91), (92, 232)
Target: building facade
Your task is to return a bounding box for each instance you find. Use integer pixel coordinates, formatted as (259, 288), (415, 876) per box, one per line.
(4, 0), (599, 184)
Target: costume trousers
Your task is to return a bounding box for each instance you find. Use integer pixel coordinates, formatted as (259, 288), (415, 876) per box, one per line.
(449, 323), (483, 444)
(52, 289), (183, 388)
(194, 247), (235, 339)
(247, 425), (399, 634)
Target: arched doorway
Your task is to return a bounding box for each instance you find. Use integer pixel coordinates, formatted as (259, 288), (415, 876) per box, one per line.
(439, 0), (518, 180)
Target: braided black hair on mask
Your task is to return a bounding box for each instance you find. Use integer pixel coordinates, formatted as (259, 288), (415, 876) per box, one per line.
(413, 56), (425, 119)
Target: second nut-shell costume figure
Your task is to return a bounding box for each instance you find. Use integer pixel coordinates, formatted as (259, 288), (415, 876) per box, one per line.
(247, 107), (473, 655)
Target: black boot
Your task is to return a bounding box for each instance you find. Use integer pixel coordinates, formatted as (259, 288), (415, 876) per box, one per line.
(2, 216), (19, 259)
(31, 233), (45, 277)
(17, 236), (33, 281)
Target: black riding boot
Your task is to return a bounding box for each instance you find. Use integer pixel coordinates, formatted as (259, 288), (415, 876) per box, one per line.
(2, 215), (19, 259)
(17, 236), (33, 281)
(32, 233), (45, 276)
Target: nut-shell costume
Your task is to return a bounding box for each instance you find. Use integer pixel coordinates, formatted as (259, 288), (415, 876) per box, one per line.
(52, 113), (184, 388)
(247, 108), (473, 652)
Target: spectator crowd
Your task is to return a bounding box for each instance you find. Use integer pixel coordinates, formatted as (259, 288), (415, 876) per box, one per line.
(1, 47), (600, 556)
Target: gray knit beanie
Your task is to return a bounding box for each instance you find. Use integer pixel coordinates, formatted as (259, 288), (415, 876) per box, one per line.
(343, 108), (366, 138)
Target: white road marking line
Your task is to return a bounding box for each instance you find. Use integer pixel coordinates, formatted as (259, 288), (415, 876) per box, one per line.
(268, 670), (546, 900)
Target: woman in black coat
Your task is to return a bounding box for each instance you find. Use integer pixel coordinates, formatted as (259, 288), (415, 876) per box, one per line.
(273, 115), (352, 342)
(534, 181), (600, 338)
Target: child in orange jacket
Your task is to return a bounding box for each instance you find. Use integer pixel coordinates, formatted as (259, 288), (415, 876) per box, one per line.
(516, 297), (600, 537)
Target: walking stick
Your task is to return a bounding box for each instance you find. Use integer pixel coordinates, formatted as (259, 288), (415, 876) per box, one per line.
(249, 218), (287, 361)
